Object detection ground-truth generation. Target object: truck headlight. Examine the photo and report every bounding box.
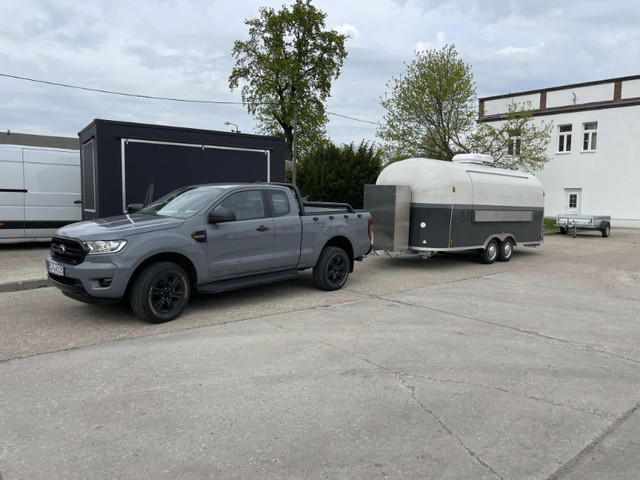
[83,240,128,255]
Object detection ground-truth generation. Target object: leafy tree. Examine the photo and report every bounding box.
[467,101,553,172]
[378,45,477,161]
[378,45,553,172]
[297,141,383,208]
[229,0,348,167]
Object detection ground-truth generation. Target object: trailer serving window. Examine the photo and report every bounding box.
[81,140,97,213]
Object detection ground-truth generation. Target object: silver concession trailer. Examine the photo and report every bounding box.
[364,154,545,263]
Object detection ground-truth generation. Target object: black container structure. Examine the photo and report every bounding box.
[78,119,286,220]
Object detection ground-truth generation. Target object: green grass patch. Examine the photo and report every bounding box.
[544,217,559,234]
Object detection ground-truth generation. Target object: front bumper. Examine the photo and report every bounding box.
[46,255,131,302]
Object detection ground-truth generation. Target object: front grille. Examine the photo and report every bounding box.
[51,236,87,265]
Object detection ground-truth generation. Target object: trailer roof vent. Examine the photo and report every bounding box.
[452,153,494,164]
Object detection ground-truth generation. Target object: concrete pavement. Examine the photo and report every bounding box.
[1,230,640,479]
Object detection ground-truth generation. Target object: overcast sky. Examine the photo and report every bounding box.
[1,0,639,146]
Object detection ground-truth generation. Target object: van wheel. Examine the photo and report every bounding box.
[497,238,514,262]
[313,246,349,291]
[480,239,498,264]
[130,261,190,323]
[601,223,610,237]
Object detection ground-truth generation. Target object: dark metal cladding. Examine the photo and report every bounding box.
[409,204,544,249]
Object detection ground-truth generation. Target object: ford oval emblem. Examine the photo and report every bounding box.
[52,244,66,254]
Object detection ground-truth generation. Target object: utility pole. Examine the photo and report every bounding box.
[292,101,298,185]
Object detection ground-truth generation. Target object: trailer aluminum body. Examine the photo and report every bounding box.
[364,155,545,263]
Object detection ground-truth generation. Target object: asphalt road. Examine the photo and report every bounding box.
[1,230,639,479]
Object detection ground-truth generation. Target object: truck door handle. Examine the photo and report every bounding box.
[256,225,271,232]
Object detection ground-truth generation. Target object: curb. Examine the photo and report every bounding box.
[0,279,51,294]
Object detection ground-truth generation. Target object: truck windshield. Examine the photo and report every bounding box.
[139,186,225,219]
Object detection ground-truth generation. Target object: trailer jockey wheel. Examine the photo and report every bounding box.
[497,238,513,262]
[480,239,498,264]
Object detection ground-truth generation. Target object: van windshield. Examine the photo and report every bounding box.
[139,186,225,219]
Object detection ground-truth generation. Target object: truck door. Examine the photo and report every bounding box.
[267,189,302,270]
[206,189,275,280]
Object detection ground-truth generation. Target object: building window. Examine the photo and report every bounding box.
[582,122,597,151]
[569,194,577,209]
[507,132,521,156]
[557,125,572,153]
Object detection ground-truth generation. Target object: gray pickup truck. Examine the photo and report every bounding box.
[47,183,373,323]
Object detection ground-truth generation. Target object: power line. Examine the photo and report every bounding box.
[0,72,244,104]
[327,111,378,125]
[1,72,379,126]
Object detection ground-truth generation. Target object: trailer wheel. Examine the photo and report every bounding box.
[130,261,190,323]
[559,227,568,235]
[497,238,514,262]
[480,239,498,264]
[601,223,611,238]
[313,246,350,291]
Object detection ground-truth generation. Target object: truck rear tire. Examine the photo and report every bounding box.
[480,239,498,264]
[313,246,349,291]
[497,238,514,262]
[130,261,190,323]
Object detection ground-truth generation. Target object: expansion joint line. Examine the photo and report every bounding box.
[266,320,504,479]
[546,400,640,480]
[383,297,640,366]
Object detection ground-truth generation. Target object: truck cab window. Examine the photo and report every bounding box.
[216,190,265,221]
[270,191,290,217]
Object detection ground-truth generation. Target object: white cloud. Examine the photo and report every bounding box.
[495,43,546,56]
[414,32,447,53]
[334,24,360,40]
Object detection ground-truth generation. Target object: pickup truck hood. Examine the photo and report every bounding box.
[55,214,184,240]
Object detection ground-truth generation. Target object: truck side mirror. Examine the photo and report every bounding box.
[209,208,236,224]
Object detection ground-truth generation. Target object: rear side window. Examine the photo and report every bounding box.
[270,191,290,217]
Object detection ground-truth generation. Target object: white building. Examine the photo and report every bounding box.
[479,75,640,228]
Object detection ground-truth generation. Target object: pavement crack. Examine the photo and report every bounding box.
[385,298,640,366]
[546,400,640,480]
[409,373,615,420]
[395,374,506,480]
[265,320,504,479]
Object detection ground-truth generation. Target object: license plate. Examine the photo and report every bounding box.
[47,260,64,277]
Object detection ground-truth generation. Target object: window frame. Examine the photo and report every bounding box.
[582,121,598,152]
[507,132,521,157]
[557,124,572,153]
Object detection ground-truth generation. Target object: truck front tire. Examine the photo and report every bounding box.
[130,261,190,323]
[313,246,350,291]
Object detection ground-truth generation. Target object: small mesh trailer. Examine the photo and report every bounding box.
[556,214,611,237]
[364,154,545,264]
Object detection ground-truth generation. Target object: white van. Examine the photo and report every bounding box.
[0,144,81,239]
